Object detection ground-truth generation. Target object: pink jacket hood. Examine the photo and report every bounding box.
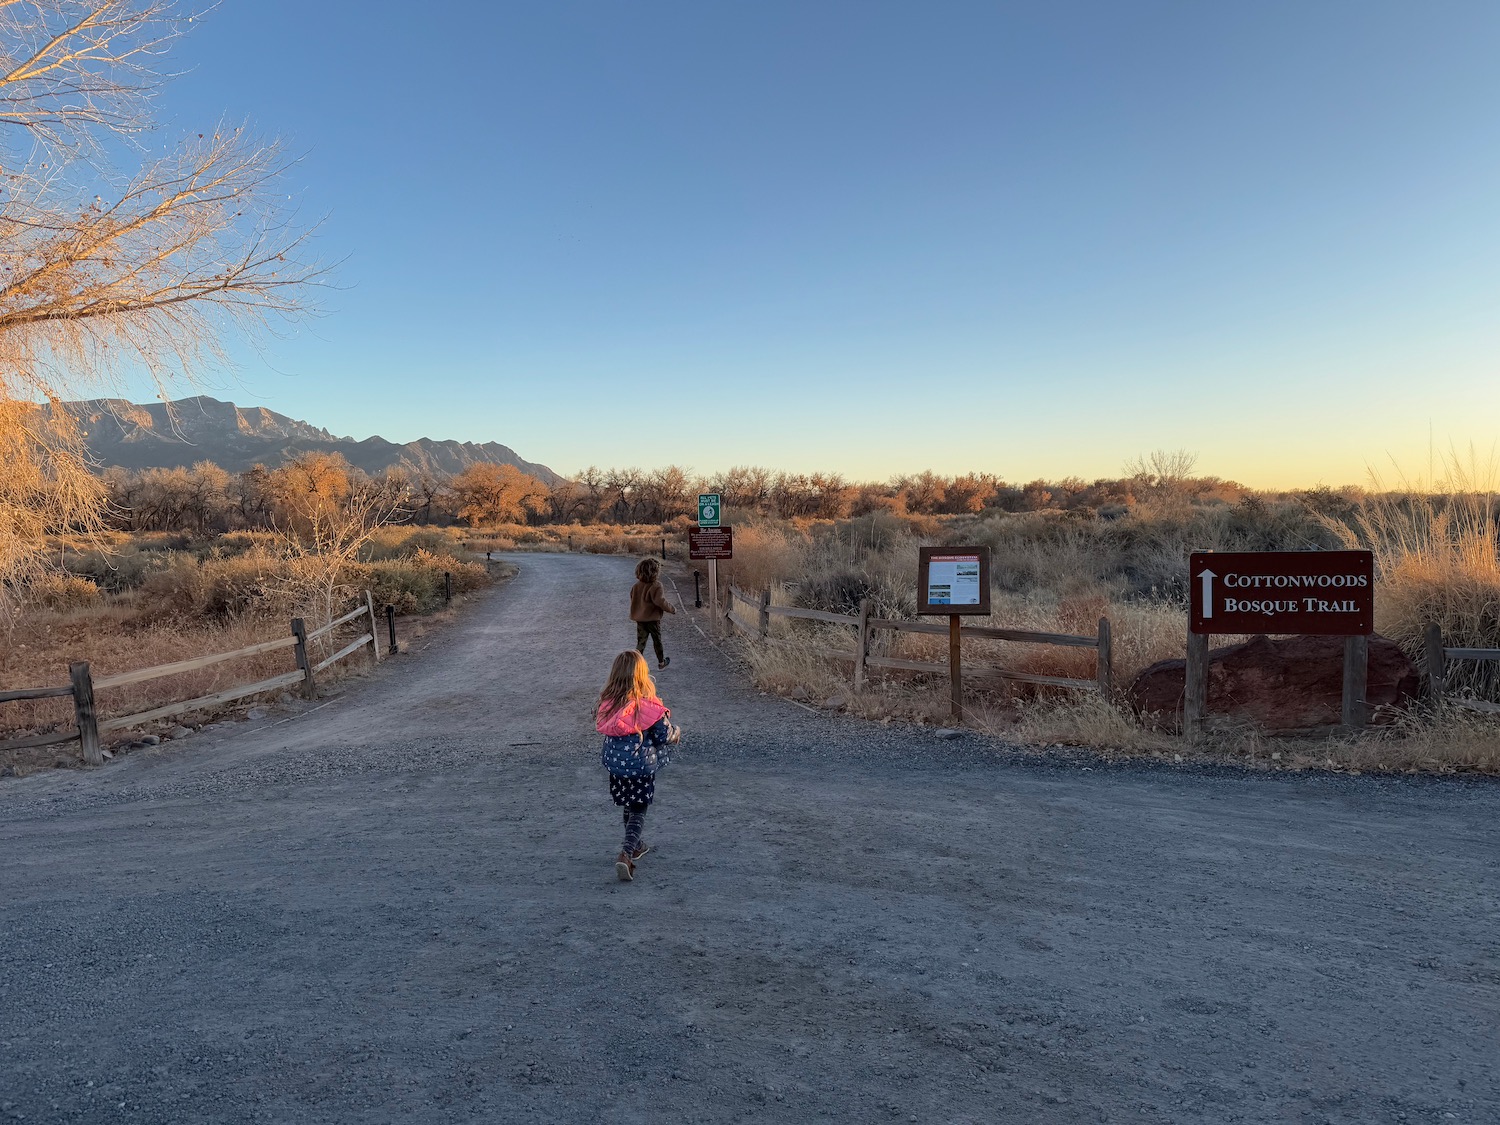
[596,696,669,736]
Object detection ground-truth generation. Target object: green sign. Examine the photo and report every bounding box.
[698,493,721,528]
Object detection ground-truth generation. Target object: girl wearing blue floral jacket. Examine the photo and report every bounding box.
[597,650,681,882]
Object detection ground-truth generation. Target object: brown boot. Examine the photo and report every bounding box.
[615,852,635,882]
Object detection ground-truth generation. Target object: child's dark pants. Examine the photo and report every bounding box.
[621,803,649,854]
[635,620,665,663]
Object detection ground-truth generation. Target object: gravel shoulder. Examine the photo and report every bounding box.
[3,552,1497,1124]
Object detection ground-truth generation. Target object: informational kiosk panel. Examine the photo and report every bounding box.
[689,526,733,561]
[1189,550,1373,636]
[917,546,991,616]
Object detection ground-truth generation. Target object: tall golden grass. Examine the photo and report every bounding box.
[1327,453,1500,699]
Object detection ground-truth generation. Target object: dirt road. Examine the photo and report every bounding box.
[3,553,1497,1124]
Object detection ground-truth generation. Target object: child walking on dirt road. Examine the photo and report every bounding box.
[597,650,681,883]
[629,557,676,670]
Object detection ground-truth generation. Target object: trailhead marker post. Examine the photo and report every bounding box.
[691,494,731,633]
[916,546,992,721]
[1186,550,1375,738]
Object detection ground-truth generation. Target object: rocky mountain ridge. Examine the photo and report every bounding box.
[52,396,560,482]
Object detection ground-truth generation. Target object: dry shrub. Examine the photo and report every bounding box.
[719,522,807,597]
[138,548,288,622]
[1327,456,1500,700]
[30,573,101,611]
[1000,695,1175,754]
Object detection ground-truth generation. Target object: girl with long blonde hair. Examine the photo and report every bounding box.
[596,650,681,882]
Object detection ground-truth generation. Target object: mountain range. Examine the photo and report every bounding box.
[51,396,560,483]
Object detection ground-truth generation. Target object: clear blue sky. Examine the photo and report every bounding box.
[129,0,1500,488]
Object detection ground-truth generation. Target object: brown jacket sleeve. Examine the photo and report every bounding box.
[652,581,676,614]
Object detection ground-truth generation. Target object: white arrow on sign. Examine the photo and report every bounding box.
[1198,568,1216,618]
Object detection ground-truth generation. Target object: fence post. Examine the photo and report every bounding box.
[444,571,452,604]
[855,597,872,692]
[1183,629,1208,741]
[1096,617,1113,698]
[291,618,317,700]
[948,616,963,721]
[1342,634,1369,729]
[365,590,381,663]
[386,604,398,656]
[69,662,102,766]
[759,588,771,637]
[1424,622,1445,705]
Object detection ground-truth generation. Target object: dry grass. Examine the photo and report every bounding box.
[724,498,1500,774]
[460,522,671,557]
[2,529,506,773]
[1325,455,1500,702]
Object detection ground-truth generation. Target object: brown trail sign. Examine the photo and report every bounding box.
[689,525,733,634]
[1190,551,1373,636]
[1184,550,1376,738]
[688,526,733,561]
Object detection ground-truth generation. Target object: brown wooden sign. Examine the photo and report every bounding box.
[689,525,733,561]
[917,545,992,616]
[1189,550,1373,636]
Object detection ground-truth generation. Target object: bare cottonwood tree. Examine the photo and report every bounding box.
[0,1,322,621]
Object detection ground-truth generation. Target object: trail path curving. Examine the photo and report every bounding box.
[3,553,1497,1123]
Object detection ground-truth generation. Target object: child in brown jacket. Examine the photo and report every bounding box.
[629,557,676,669]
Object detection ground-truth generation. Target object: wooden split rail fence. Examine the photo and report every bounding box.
[726,585,1112,698]
[1424,623,1500,715]
[0,592,388,767]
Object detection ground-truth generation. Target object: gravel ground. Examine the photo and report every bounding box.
[2,552,1497,1124]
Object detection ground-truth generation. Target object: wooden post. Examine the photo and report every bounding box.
[444,571,452,604]
[291,618,317,700]
[709,558,719,635]
[758,588,771,637]
[1183,629,1209,741]
[69,662,102,766]
[386,604,398,656]
[1096,616,1113,698]
[1424,622,1445,705]
[660,537,667,560]
[949,615,963,721]
[855,597,872,692]
[1342,634,1369,729]
[365,590,381,663]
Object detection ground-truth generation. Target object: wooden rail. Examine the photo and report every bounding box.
[1423,623,1500,715]
[93,636,298,690]
[727,585,1112,701]
[2,591,391,765]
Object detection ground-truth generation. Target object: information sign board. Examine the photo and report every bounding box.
[1189,550,1373,636]
[917,546,991,616]
[689,525,733,561]
[698,493,721,528]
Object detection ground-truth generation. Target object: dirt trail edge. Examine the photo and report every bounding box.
[3,553,1497,1124]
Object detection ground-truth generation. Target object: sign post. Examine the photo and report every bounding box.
[1187,550,1375,737]
[697,494,722,630]
[917,546,993,721]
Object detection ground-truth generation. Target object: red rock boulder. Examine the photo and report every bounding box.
[1127,633,1420,732]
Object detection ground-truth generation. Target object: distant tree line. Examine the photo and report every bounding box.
[97,453,1257,535]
